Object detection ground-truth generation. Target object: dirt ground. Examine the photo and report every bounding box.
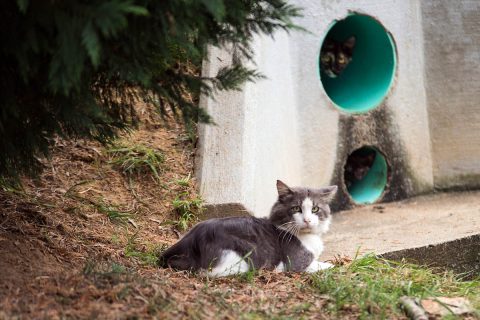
[0,104,355,319]
[2,100,478,319]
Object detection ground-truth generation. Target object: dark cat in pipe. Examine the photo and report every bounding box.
[320,36,356,78]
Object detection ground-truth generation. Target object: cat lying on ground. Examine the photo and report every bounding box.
[159,180,337,277]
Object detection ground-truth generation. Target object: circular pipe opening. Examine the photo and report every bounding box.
[319,14,397,113]
[344,146,388,204]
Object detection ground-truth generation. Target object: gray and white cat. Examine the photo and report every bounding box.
[159,180,337,277]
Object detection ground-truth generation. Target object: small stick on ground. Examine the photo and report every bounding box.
[171,228,181,239]
[399,296,428,320]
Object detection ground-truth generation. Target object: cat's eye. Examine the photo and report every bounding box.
[291,206,301,213]
[338,56,345,64]
[312,206,320,213]
[321,55,330,62]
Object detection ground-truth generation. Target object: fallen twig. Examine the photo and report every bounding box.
[399,296,428,320]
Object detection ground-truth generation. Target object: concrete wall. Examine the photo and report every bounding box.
[421,0,480,190]
[292,0,433,210]
[196,36,302,217]
[196,0,441,216]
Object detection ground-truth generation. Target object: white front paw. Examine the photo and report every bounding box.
[305,260,334,273]
[318,261,334,270]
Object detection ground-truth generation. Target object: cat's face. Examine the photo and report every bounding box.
[270,180,337,235]
[320,36,356,78]
[345,150,376,181]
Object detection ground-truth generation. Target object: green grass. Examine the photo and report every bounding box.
[82,260,133,287]
[96,201,133,224]
[310,254,480,319]
[124,233,166,266]
[182,119,198,145]
[172,192,204,231]
[236,252,257,283]
[0,177,24,194]
[107,143,165,182]
[165,174,205,231]
[64,181,135,224]
[110,233,121,245]
[75,255,479,319]
[175,173,192,187]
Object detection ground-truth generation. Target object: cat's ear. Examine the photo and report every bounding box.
[318,185,338,202]
[276,180,293,197]
[324,38,335,49]
[343,36,356,53]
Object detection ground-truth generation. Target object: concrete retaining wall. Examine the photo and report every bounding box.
[196,0,478,216]
[421,0,480,190]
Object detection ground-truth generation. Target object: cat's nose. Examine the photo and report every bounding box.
[304,218,311,225]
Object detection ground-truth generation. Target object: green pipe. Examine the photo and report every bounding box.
[319,14,397,113]
[347,147,388,204]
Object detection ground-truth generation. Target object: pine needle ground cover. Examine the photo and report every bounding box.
[0,104,478,319]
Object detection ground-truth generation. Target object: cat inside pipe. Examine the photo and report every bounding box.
[320,35,356,78]
[159,180,338,277]
[344,147,376,189]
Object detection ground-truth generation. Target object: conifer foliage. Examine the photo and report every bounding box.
[0,0,300,179]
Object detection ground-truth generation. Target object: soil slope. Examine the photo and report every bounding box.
[0,104,339,319]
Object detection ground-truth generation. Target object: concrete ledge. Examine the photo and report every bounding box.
[200,203,251,220]
[321,190,480,275]
[381,234,480,278]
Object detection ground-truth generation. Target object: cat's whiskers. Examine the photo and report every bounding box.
[281,225,294,243]
[277,221,295,232]
[290,224,300,243]
[287,225,295,242]
[290,224,299,242]
[282,222,300,244]
[278,221,295,229]
[278,222,296,243]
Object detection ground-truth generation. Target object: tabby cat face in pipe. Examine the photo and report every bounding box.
[320,36,356,78]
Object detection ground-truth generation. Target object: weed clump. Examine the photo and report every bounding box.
[107,144,165,182]
[96,201,133,224]
[171,175,204,231]
[124,233,166,266]
[82,260,133,287]
[172,194,203,231]
[310,254,480,318]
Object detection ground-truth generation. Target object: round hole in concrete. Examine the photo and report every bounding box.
[319,14,397,113]
[344,146,388,204]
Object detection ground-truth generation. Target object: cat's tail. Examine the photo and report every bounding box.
[158,224,205,270]
[158,219,222,271]
[158,240,193,270]
[158,245,173,268]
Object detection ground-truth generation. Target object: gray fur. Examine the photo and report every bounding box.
[159,180,337,273]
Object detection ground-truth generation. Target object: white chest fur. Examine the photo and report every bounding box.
[297,233,324,259]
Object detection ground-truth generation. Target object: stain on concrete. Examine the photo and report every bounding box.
[329,105,415,211]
